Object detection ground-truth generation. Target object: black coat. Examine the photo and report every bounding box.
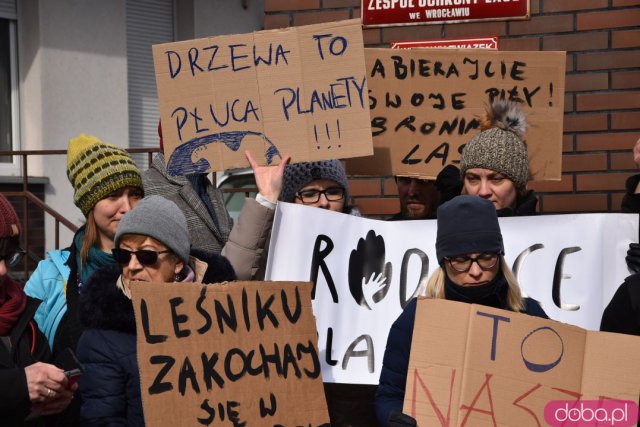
[601,273,640,336]
[76,250,236,427]
[621,174,640,213]
[0,295,52,427]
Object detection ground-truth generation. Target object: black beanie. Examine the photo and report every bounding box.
[435,195,504,264]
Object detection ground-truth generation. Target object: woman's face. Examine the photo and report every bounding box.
[118,235,183,287]
[463,168,518,210]
[443,252,500,287]
[92,186,143,250]
[293,179,345,212]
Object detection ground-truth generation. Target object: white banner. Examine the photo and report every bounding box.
[265,202,638,385]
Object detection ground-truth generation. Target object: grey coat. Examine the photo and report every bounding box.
[142,153,233,253]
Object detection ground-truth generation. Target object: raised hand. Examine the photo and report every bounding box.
[245,150,291,203]
[348,230,392,309]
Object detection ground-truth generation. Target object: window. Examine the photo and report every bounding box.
[0,17,19,171]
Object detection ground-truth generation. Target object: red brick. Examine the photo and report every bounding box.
[264,14,290,29]
[576,172,630,191]
[528,175,574,192]
[612,71,640,89]
[563,135,575,153]
[265,0,319,12]
[363,28,382,45]
[565,72,608,92]
[577,51,640,71]
[383,178,398,196]
[611,152,636,170]
[348,178,383,197]
[542,0,608,12]
[444,21,507,38]
[611,192,625,211]
[355,197,399,215]
[543,32,608,52]
[564,93,574,113]
[500,37,540,51]
[612,111,640,130]
[509,15,573,36]
[543,194,608,212]
[566,53,575,72]
[613,0,640,5]
[323,0,359,7]
[576,91,640,111]
[293,10,350,25]
[563,113,608,132]
[577,9,640,30]
[563,153,608,172]
[352,7,360,18]
[612,29,640,49]
[381,25,443,44]
[577,132,640,150]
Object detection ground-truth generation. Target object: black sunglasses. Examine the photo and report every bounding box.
[0,249,25,268]
[111,248,172,266]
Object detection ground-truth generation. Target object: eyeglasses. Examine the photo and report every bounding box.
[296,187,345,204]
[0,249,25,268]
[112,248,172,266]
[445,253,499,272]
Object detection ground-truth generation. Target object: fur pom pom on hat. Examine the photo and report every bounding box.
[460,100,529,189]
[280,160,349,204]
[0,194,20,238]
[67,134,143,216]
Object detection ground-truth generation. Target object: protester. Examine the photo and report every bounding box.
[0,194,74,426]
[600,273,640,336]
[621,137,640,213]
[76,195,236,426]
[143,122,233,253]
[460,100,538,216]
[25,134,144,356]
[375,196,548,426]
[389,165,462,221]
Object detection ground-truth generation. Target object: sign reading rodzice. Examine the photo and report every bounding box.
[153,19,372,175]
[347,49,566,179]
[362,0,530,27]
[131,281,330,426]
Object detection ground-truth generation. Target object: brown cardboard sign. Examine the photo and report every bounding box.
[405,299,640,426]
[153,19,373,175]
[131,281,330,426]
[347,49,566,180]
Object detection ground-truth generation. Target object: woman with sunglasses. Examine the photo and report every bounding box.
[375,196,548,427]
[0,195,75,426]
[75,195,235,426]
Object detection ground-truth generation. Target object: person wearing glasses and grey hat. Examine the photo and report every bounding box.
[75,195,236,426]
[375,195,548,427]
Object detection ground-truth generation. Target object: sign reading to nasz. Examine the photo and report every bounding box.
[153,19,372,175]
[131,281,330,426]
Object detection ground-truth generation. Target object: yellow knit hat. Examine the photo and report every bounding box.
[66,134,143,216]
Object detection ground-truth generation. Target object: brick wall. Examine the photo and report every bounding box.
[264,0,640,218]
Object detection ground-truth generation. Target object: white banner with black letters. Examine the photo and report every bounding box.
[265,202,638,385]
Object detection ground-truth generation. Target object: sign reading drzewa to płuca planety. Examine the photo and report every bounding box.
[131,281,330,426]
[153,19,372,175]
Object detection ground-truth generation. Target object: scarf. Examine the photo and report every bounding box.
[187,174,220,230]
[444,272,509,310]
[74,227,116,288]
[0,276,27,335]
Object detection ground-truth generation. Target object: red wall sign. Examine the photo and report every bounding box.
[362,0,530,27]
[391,36,499,49]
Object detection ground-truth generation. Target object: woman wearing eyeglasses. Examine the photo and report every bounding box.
[75,196,236,426]
[0,195,75,426]
[375,196,548,427]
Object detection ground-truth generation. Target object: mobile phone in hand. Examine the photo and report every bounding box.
[64,367,83,387]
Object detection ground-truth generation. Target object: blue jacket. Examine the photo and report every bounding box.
[77,250,236,427]
[374,284,547,426]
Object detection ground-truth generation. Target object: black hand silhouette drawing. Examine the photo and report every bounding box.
[348,230,392,309]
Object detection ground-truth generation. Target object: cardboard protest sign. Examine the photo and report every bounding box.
[347,49,565,180]
[405,299,640,426]
[131,281,329,426]
[152,19,372,175]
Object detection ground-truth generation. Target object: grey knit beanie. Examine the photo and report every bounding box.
[280,160,350,204]
[114,195,190,264]
[460,101,529,189]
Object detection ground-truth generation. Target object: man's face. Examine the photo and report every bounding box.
[396,177,439,219]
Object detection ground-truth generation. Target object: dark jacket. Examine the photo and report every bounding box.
[374,277,547,426]
[600,273,640,336]
[0,294,52,427]
[496,189,538,217]
[621,174,640,213]
[76,250,236,427]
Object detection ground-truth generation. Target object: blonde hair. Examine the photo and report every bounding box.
[423,256,525,312]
